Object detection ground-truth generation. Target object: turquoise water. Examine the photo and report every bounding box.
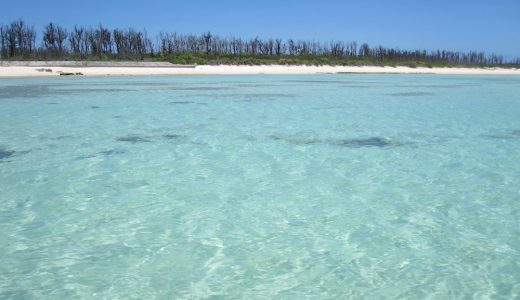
[1,74,519,299]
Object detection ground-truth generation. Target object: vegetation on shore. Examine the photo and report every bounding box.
[1,20,518,68]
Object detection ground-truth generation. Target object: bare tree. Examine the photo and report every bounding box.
[202,32,212,54]
[43,23,67,57]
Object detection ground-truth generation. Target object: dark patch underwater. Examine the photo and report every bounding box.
[163,134,185,140]
[116,135,152,143]
[387,92,435,97]
[481,129,520,140]
[99,149,125,156]
[0,147,16,159]
[334,137,391,147]
[170,101,195,104]
[270,135,394,148]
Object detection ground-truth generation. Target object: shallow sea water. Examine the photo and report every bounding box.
[0,74,519,299]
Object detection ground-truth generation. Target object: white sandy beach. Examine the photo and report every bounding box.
[0,62,519,77]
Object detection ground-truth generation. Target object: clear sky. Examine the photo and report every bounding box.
[2,0,519,58]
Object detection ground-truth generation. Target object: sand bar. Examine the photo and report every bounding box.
[0,61,519,77]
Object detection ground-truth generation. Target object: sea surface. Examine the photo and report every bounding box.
[1,74,519,299]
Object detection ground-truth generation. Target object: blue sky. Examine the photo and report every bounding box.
[2,0,519,57]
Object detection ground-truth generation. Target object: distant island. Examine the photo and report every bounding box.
[1,20,519,69]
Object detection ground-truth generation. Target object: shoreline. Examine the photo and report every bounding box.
[0,62,519,77]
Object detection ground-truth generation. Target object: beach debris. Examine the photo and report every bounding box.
[59,72,84,76]
[35,68,52,72]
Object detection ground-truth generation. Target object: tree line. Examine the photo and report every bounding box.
[1,19,518,66]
